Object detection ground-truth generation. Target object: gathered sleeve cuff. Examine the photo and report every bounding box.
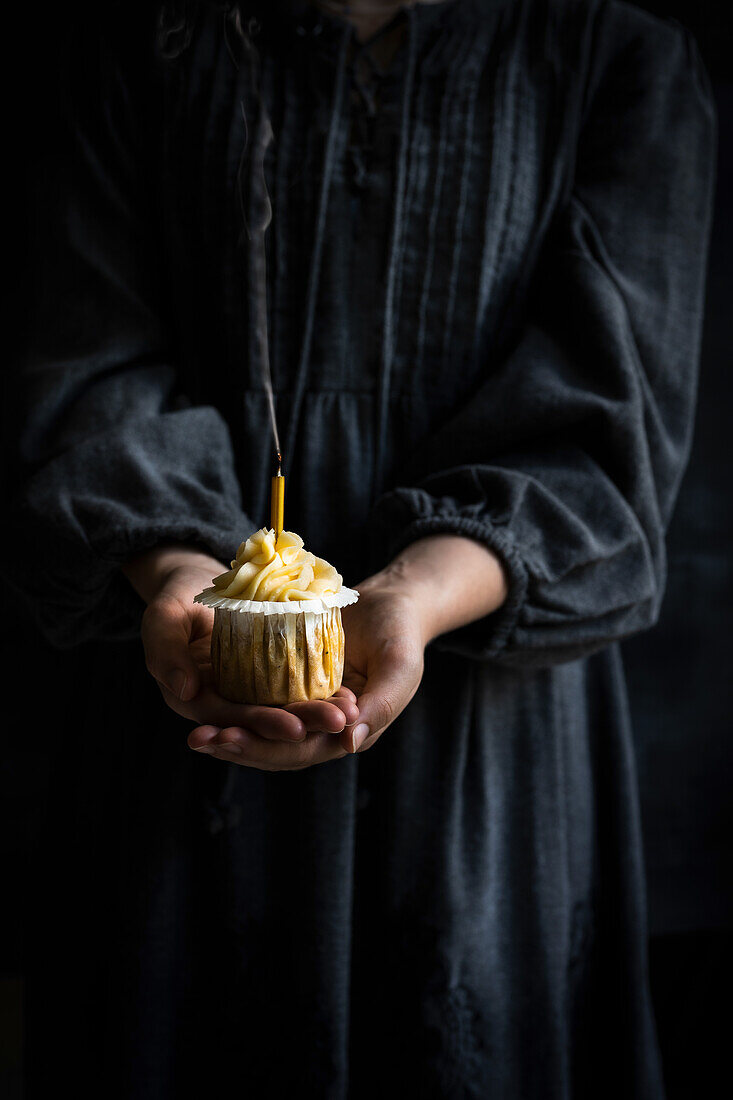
[8,404,253,646]
[370,486,529,660]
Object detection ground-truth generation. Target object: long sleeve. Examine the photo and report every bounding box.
[369,4,716,668]
[5,19,252,647]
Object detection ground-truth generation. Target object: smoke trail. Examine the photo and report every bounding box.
[229,12,282,467]
[243,102,281,463]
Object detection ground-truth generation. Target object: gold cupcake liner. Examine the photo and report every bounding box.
[211,605,345,705]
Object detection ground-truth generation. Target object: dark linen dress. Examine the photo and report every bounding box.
[10,1,715,1097]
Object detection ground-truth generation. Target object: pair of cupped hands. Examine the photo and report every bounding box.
[122,535,507,771]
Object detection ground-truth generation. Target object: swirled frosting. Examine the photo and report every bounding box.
[210,528,343,602]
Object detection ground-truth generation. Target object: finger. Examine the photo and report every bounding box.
[188,725,256,762]
[142,595,201,701]
[284,699,349,733]
[193,687,356,733]
[187,725,259,758]
[327,695,359,727]
[211,726,257,759]
[228,705,307,742]
[189,726,348,772]
[221,728,348,771]
[164,686,307,742]
[188,724,221,751]
[332,685,358,705]
[340,642,422,754]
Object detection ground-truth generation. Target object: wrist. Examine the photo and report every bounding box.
[121,544,223,605]
[376,534,508,644]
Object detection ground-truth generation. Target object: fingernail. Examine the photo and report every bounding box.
[193,745,215,755]
[351,723,370,753]
[171,670,187,699]
[217,741,243,756]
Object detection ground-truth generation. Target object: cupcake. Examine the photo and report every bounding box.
[194,528,358,705]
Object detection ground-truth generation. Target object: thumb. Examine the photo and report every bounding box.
[141,594,201,702]
[342,641,422,754]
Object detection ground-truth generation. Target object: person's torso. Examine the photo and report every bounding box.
[151,0,597,574]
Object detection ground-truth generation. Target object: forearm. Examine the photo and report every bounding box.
[370,535,508,646]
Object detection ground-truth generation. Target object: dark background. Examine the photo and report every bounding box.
[2,2,731,1096]
[620,6,733,1096]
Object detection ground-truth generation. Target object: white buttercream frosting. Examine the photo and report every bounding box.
[194,528,359,615]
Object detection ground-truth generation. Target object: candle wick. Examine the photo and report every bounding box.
[276,450,282,477]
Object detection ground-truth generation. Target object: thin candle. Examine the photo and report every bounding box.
[270,452,284,540]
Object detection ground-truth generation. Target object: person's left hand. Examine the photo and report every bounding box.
[336,577,427,754]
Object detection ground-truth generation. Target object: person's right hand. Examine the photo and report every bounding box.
[122,545,359,769]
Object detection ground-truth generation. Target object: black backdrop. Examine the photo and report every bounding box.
[2,3,731,1097]
[619,4,733,1094]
